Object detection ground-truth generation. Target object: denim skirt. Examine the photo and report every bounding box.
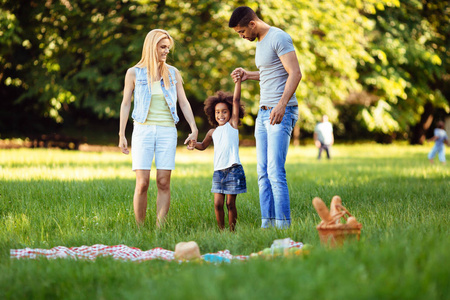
[211,164,247,195]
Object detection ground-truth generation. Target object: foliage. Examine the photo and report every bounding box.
[0,145,449,299]
[358,0,450,136]
[259,0,384,131]
[1,0,142,122]
[0,0,449,141]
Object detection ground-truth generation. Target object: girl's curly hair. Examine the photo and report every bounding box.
[204,91,245,127]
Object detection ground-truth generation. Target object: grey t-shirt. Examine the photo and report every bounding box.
[255,27,297,107]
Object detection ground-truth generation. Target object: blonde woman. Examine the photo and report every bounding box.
[119,29,198,227]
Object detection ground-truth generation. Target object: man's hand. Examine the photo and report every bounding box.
[269,103,286,125]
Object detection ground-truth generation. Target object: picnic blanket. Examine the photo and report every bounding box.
[10,238,304,263]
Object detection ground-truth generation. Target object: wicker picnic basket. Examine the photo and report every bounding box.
[313,196,362,247]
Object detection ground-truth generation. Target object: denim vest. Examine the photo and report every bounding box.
[131,67,179,124]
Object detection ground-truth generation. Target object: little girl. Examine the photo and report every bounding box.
[427,121,448,164]
[189,76,246,231]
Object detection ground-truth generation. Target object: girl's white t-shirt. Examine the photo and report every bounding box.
[212,122,241,171]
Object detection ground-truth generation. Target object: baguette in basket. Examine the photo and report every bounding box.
[313,196,362,247]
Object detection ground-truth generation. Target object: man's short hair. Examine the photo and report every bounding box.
[228,6,258,28]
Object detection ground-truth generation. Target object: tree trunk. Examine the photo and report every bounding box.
[410,102,434,145]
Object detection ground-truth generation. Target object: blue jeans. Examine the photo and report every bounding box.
[255,106,298,229]
[428,143,446,162]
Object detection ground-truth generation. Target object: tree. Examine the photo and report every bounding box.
[1,0,448,144]
[0,0,257,136]
[357,0,449,143]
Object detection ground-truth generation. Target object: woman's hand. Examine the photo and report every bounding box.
[118,135,129,154]
[184,132,198,151]
[186,143,195,150]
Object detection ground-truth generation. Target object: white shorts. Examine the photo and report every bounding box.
[131,123,177,171]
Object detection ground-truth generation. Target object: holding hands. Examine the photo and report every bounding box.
[231,68,247,83]
[184,131,198,150]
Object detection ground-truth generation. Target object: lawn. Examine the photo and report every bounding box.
[0,144,449,299]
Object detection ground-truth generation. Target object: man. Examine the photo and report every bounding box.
[314,115,334,160]
[229,6,302,229]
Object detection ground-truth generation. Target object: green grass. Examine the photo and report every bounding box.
[0,144,449,299]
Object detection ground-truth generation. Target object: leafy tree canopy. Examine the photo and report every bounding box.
[1,0,448,143]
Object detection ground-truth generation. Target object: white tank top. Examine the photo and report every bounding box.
[212,122,241,171]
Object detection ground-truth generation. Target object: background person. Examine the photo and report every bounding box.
[118,29,198,227]
[427,121,448,164]
[229,6,302,229]
[314,115,334,160]
[189,75,246,231]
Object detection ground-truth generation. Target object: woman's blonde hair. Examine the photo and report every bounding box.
[135,29,175,88]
